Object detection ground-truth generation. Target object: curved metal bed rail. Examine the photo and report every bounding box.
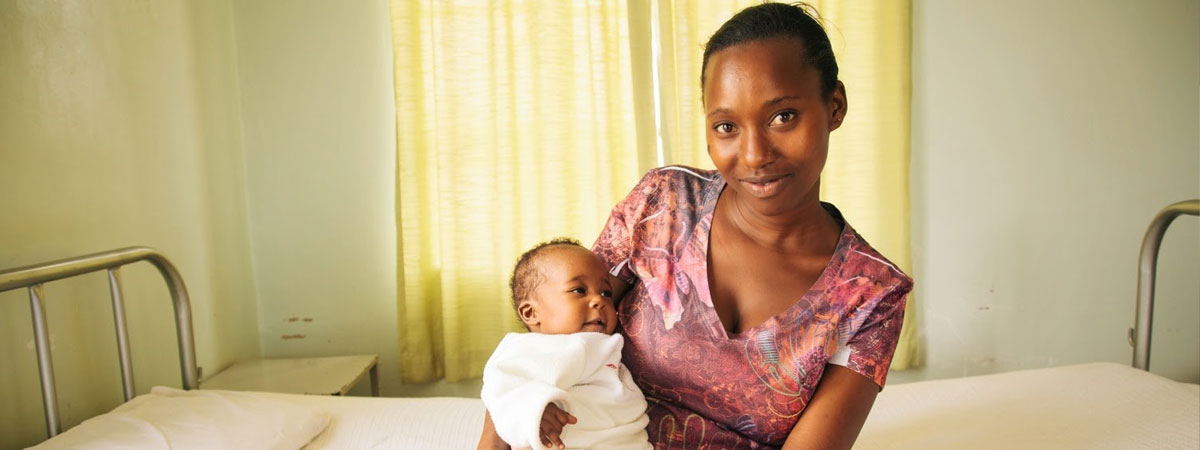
[0,247,198,438]
[1130,199,1199,370]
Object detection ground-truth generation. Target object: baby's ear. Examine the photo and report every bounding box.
[517,300,539,327]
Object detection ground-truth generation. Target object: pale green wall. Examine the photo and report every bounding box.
[898,0,1200,384]
[0,1,260,448]
[230,0,402,394]
[4,2,1197,448]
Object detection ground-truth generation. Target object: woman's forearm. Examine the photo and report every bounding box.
[780,365,878,450]
[477,411,511,450]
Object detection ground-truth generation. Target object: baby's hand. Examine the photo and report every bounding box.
[538,403,577,449]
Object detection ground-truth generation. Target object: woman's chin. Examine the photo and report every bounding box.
[731,190,813,218]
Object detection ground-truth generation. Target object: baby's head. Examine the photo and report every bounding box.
[509,238,617,335]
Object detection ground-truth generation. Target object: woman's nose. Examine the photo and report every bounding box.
[740,129,775,168]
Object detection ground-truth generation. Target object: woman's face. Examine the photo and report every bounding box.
[703,38,846,216]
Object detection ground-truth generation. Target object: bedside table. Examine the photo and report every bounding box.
[200,354,380,396]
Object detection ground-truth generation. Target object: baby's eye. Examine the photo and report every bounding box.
[600,290,613,298]
[570,287,586,295]
[769,111,797,126]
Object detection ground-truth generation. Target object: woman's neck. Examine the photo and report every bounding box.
[719,187,840,255]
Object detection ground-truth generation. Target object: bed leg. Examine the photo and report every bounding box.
[369,362,380,397]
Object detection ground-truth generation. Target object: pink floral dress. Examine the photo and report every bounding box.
[593,166,913,449]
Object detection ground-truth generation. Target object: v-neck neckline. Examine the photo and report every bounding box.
[696,173,850,341]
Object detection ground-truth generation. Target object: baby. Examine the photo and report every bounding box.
[481,238,651,450]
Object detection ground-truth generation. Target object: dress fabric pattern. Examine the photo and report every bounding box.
[593,166,913,449]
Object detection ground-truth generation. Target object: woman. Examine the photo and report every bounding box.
[480,3,911,449]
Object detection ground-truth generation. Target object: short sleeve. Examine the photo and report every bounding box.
[592,172,655,285]
[828,284,911,388]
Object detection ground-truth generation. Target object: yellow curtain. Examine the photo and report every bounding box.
[390,0,643,382]
[391,0,915,382]
[649,0,917,369]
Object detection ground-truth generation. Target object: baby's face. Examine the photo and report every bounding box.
[527,246,618,335]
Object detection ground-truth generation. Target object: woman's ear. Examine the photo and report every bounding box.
[829,80,848,131]
[517,300,539,328]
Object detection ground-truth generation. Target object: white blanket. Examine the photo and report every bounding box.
[481,332,651,450]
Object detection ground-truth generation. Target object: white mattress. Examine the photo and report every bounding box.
[32,387,487,450]
[274,394,485,449]
[32,362,1197,449]
[287,362,1196,449]
[857,362,1200,449]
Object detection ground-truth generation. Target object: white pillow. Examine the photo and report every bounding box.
[30,386,330,450]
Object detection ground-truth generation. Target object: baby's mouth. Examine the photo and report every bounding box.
[582,319,606,331]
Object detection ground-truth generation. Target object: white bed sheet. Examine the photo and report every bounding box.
[32,363,1196,449]
[260,393,486,449]
[857,362,1200,449]
[282,362,1196,450]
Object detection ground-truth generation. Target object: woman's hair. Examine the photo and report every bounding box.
[701,2,839,99]
[509,237,585,317]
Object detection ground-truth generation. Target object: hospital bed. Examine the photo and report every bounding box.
[2,200,1196,449]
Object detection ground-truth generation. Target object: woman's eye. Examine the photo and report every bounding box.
[769,111,796,126]
[713,122,735,134]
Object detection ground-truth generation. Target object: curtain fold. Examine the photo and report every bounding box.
[391,0,641,382]
[391,0,915,382]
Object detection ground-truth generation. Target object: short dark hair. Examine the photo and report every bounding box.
[509,237,585,329]
[701,2,839,99]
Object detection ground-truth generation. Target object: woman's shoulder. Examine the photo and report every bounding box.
[645,165,719,181]
[621,165,720,210]
[633,165,719,192]
[836,222,914,295]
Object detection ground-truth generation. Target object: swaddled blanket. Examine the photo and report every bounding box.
[481,332,651,450]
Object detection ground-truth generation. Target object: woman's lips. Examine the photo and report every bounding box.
[740,174,791,197]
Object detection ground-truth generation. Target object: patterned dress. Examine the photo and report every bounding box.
[592,166,913,449]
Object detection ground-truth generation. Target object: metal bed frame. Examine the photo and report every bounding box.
[0,200,1195,441]
[1130,199,1199,370]
[0,247,198,438]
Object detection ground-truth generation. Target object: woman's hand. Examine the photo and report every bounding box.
[781,365,879,450]
[538,403,578,449]
[477,411,511,450]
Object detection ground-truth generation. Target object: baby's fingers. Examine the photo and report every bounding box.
[541,429,565,449]
[539,421,563,448]
[539,403,575,449]
[545,403,577,426]
[551,410,577,426]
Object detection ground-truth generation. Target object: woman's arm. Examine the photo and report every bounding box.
[780,365,879,450]
[477,411,511,450]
